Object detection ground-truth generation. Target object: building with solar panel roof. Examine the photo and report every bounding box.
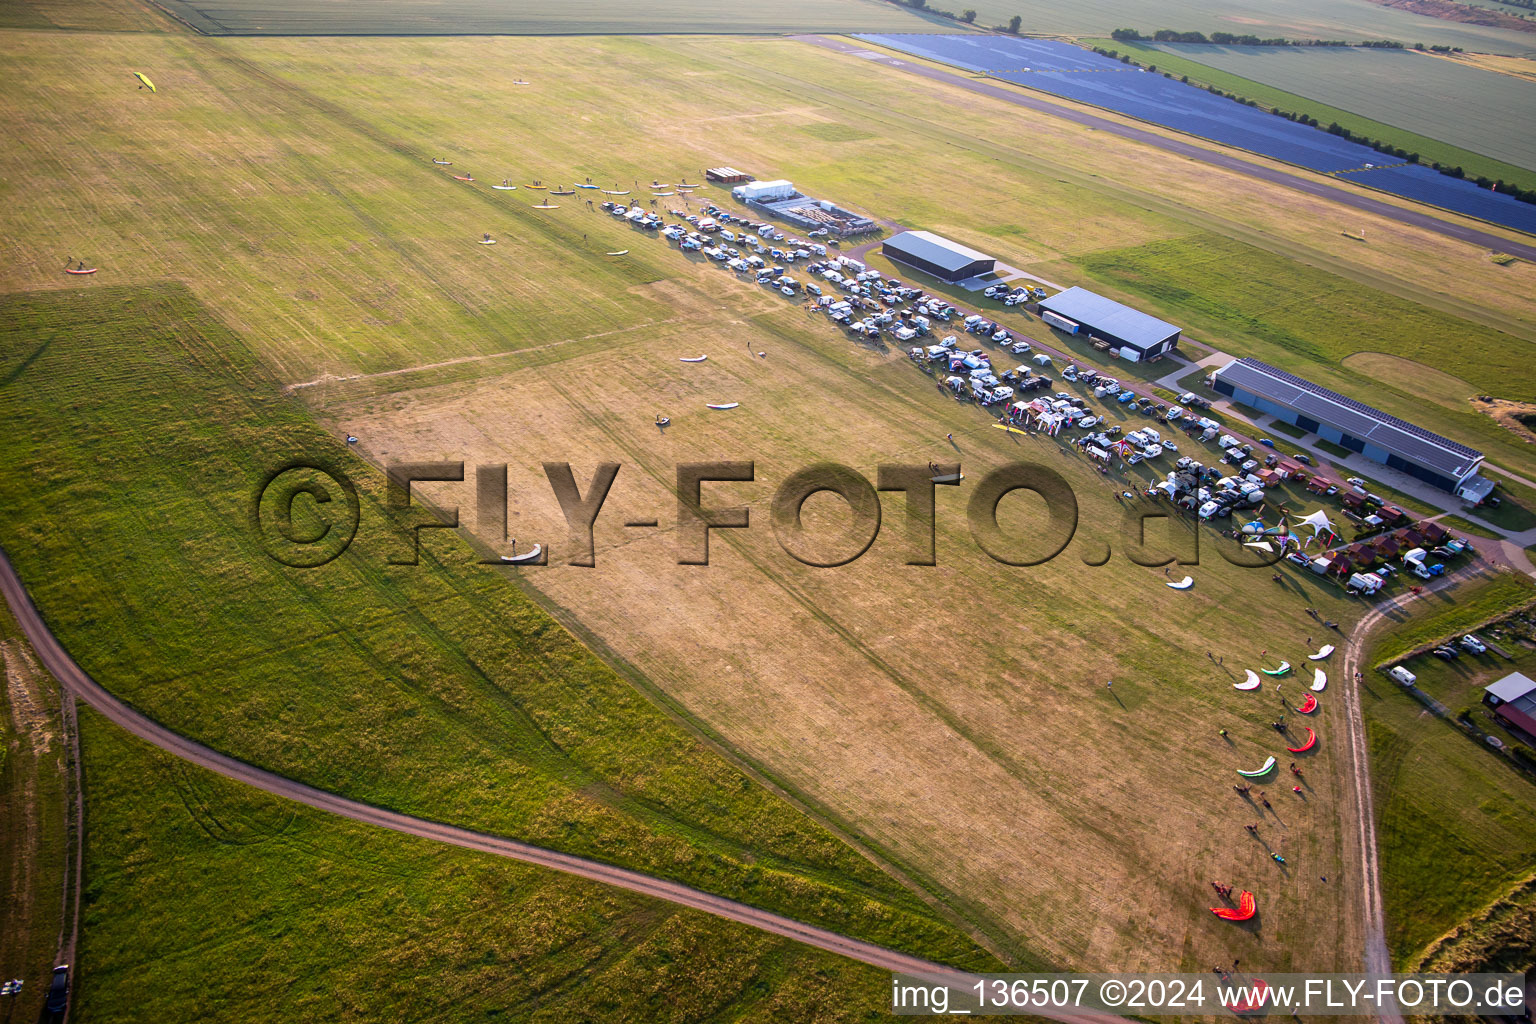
[1211,357,1485,494]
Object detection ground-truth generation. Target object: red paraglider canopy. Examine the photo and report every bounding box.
[1297,694,1318,714]
[1210,890,1256,921]
[1287,727,1317,753]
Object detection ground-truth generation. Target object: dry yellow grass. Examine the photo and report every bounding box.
[324,304,1368,969]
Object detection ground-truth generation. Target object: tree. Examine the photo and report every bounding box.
[1007,14,1021,32]
[961,8,976,21]
[909,0,926,8]
[1111,27,1141,40]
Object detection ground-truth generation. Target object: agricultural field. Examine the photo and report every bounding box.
[956,0,1536,55]
[1085,39,1536,193]
[146,0,948,36]
[1134,44,1536,179]
[3,6,1536,1017]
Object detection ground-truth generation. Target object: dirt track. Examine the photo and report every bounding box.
[798,36,1536,262]
[0,544,1136,1023]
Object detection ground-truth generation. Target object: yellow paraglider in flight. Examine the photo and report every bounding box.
[133,72,156,93]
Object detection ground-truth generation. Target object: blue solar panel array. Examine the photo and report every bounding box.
[990,68,1374,173]
[1335,163,1536,234]
[853,33,1536,236]
[855,32,1128,73]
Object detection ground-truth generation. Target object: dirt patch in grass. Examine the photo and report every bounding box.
[1473,396,1536,446]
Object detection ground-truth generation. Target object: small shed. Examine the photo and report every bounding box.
[1484,672,1536,739]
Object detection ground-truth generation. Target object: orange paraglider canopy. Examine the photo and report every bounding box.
[1210,890,1256,921]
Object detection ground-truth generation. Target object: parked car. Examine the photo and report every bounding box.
[1292,453,1314,466]
[1285,552,1310,569]
[1257,438,1275,448]
[1461,634,1488,654]
[46,965,69,1015]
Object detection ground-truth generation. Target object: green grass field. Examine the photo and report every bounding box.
[1361,583,1536,964]
[1067,232,1536,477]
[70,706,926,1023]
[1084,41,1536,191]
[1480,473,1536,533]
[0,284,992,974]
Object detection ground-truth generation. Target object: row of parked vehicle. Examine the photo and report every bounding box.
[982,282,1047,305]
[1389,633,1489,684]
[1431,633,1489,661]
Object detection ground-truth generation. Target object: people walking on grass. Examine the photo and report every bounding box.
[1245,823,1258,834]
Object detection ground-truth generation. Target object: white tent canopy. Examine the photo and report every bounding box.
[1296,509,1335,537]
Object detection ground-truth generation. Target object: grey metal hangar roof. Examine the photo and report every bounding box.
[1215,357,1484,479]
[1037,286,1180,352]
[1486,671,1536,705]
[882,230,995,276]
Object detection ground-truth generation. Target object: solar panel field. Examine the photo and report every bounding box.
[856,34,1536,234]
[1136,44,1536,177]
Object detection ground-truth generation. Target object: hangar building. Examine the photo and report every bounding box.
[1036,287,1181,361]
[1211,357,1485,493]
[881,230,996,283]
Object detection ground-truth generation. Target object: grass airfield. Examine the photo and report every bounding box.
[2,7,1535,1016]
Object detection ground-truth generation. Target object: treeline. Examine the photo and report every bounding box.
[1092,45,1536,206]
[885,0,1025,32]
[886,0,979,25]
[1110,27,1409,47]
